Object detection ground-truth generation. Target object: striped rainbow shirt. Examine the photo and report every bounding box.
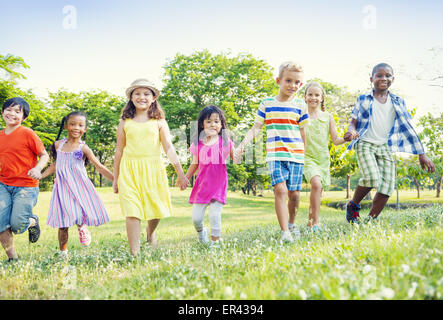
[255,96,309,163]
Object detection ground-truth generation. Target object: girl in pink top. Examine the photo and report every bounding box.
[184,106,234,247]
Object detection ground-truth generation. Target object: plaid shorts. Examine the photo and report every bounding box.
[268,161,304,191]
[355,140,395,196]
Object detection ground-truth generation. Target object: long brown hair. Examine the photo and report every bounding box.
[121,88,165,120]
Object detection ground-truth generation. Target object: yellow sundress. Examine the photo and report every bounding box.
[118,119,172,220]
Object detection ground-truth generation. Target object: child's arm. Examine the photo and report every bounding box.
[329,114,346,145]
[300,126,306,145]
[28,149,50,180]
[234,122,263,163]
[158,119,189,190]
[113,120,126,193]
[83,145,114,181]
[343,118,359,141]
[185,154,199,181]
[40,162,56,180]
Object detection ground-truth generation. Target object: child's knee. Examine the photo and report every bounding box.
[274,183,288,197]
[9,215,29,234]
[192,216,204,230]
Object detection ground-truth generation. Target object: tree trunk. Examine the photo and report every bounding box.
[413,177,420,198]
[437,176,441,198]
[346,175,351,199]
[100,173,103,188]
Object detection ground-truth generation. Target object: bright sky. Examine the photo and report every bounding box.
[1,0,442,119]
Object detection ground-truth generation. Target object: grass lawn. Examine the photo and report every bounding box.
[0,188,441,300]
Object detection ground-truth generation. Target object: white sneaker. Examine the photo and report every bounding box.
[197,227,209,244]
[289,224,301,239]
[59,250,68,258]
[281,231,294,243]
[210,239,221,249]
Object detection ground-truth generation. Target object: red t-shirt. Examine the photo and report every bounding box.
[0,126,45,187]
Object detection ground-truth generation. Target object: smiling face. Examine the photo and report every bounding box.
[305,85,324,110]
[371,66,394,92]
[65,114,87,139]
[203,112,222,138]
[2,104,25,127]
[131,87,156,111]
[276,70,304,100]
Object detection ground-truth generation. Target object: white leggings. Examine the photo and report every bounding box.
[192,201,223,238]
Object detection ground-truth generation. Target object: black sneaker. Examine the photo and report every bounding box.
[28,214,41,243]
[346,201,361,224]
[7,257,19,263]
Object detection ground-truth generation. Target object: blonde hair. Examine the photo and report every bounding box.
[278,61,303,78]
[304,82,326,112]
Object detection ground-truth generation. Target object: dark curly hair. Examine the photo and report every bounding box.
[51,111,89,165]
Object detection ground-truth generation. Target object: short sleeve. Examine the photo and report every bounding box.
[254,100,266,125]
[298,102,309,128]
[28,129,45,156]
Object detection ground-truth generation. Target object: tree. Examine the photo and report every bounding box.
[160,50,276,132]
[0,54,30,81]
[417,112,443,197]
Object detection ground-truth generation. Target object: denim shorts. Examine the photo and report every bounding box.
[268,161,304,191]
[0,182,39,234]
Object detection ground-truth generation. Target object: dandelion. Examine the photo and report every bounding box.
[407,282,418,298]
[379,287,395,299]
[224,286,233,297]
[401,264,410,273]
[363,265,374,273]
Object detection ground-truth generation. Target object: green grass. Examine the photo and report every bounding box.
[0,188,442,300]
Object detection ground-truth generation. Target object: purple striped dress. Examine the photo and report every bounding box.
[46,139,110,228]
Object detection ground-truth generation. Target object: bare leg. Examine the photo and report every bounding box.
[126,217,141,255]
[274,182,289,231]
[287,190,300,225]
[308,176,322,227]
[147,219,160,248]
[369,192,390,218]
[352,185,372,205]
[0,229,17,259]
[58,228,69,251]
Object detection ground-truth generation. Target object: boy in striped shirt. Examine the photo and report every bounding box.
[235,61,309,243]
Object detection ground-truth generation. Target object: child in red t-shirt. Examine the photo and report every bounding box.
[0,97,49,262]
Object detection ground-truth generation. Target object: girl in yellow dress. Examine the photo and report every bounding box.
[113,79,189,255]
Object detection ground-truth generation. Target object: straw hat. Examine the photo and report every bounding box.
[125,78,160,99]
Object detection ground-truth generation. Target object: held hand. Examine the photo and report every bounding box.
[28,167,42,180]
[112,180,119,194]
[419,154,435,173]
[176,175,189,190]
[344,130,359,141]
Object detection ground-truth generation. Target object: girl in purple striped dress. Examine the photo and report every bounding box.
[41,111,113,256]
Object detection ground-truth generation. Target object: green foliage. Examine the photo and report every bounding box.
[0,53,30,81]
[160,50,276,131]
